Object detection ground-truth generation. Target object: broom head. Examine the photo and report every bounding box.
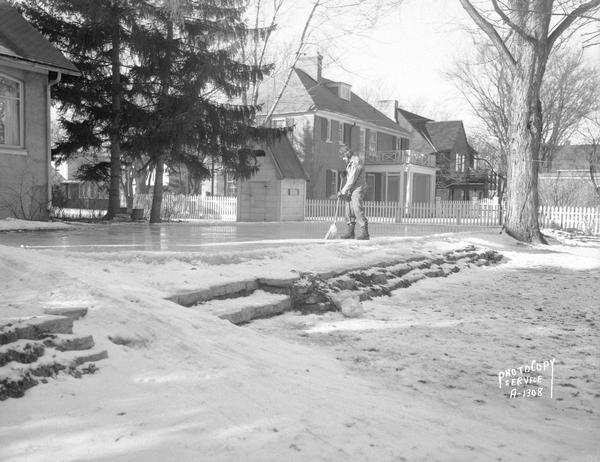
[324,222,338,240]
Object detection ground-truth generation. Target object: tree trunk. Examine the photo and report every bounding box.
[150,156,164,223]
[149,20,173,224]
[504,73,546,242]
[503,0,550,243]
[106,3,122,220]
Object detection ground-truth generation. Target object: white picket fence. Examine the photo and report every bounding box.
[305,200,501,226]
[133,194,237,221]
[56,193,599,234]
[539,205,600,235]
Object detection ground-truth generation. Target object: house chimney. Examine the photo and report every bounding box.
[296,53,322,82]
[376,100,398,122]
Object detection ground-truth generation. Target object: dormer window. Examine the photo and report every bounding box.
[339,83,351,101]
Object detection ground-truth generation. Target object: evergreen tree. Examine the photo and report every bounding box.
[129,1,278,222]
[18,0,144,219]
[22,0,281,223]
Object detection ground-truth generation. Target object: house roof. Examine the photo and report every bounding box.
[267,135,307,180]
[294,69,402,132]
[425,121,465,152]
[0,1,79,75]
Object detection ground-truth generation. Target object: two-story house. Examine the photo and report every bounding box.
[266,55,437,206]
[377,101,498,201]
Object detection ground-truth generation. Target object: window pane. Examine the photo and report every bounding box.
[0,97,20,145]
[0,76,19,98]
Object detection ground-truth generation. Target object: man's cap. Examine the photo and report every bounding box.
[339,145,352,157]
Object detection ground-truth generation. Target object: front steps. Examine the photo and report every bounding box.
[0,312,107,401]
[183,245,503,326]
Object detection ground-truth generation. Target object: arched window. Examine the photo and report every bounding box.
[0,73,23,147]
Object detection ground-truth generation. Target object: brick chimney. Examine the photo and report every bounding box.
[296,53,322,82]
[376,100,398,122]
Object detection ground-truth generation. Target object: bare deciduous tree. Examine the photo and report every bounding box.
[458,0,600,243]
[451,43,600,175]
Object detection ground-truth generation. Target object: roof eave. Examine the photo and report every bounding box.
[0,53,80,76]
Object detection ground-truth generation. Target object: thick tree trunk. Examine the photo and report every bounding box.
[150,156,164,223]
[504,73,546,243]
[503,0,550,243]
[106,4,122,220]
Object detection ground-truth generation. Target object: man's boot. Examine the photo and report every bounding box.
[355,223,370,240]
[340,223,355,239]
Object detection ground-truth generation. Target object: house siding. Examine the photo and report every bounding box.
[280,178,305,220]
[237,150,306,221]
[0,66,49,220]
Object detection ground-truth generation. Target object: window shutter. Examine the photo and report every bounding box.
[343,123,352,147]
[325,170,333,197]
[320,117,328,142]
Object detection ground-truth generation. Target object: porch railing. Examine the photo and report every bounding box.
[365,150,436,167]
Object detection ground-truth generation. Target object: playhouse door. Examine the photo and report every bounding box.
[249,181,268,221]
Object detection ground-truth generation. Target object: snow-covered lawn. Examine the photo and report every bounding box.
[0,217,75,232]
[0,220,598,461]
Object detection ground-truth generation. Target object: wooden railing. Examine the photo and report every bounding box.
[365,150,436,167]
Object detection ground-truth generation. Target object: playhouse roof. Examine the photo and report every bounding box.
[267,136,307,180]
[0,1,79,75]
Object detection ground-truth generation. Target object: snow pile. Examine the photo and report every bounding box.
[0,218,74,232]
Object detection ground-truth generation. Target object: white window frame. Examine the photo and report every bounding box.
[359,127,365,158]
[338,120,343,145]
[0,73,25,153]
[272,118,287,128]
[339,84,351,101]
[369,131,377,156]
[455,153,465,172]
[323,118,332,142]
[326,169,339,198]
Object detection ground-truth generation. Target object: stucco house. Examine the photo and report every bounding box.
[377,101,498,201]
[0,0,79,220]
[266,54,437,206]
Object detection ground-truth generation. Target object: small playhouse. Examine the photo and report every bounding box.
[237,136,307,222]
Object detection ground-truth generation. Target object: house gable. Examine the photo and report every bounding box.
[395,108,435,154]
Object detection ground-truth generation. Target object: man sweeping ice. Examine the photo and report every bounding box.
[337,145,369,240]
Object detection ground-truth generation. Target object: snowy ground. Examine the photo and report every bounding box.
[0,219,599,461]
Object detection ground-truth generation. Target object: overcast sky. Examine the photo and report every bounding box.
[268,0,600,133]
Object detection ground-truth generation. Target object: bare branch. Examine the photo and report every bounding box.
[265,0,321,122]
[458,0,517,70]
[548,0,600,49]
[490,0,537,43]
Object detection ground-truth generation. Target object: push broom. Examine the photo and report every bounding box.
[324,197,340,240]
